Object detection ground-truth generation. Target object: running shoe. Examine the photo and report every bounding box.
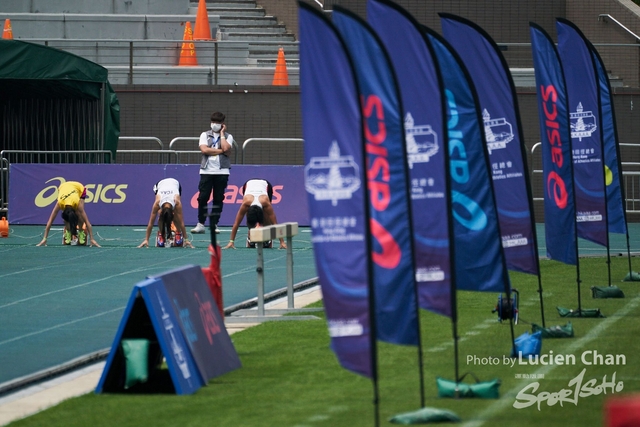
[156,232,165,247]
[191,223,206,234]
[63,230,71,245]
[78,230,86,245]
[174,232,183,247]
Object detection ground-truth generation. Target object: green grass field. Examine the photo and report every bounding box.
[8,256,640,427]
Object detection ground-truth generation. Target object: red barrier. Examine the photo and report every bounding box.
[605,394,640,427]
[202,243,224,319]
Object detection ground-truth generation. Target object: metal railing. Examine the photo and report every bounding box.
[0,158,8,214]
[0,150,113,164]
[169,137,240,164]
[174,150,203,165]
[598,14,640,43]
[168,137,198,151]
[25,39,300,85]
[242,138,304,164]
[169,137,200,159]
[115,150,178,164]
[118,136,164,150]
[530,142,640,213]
[115,136,166,163]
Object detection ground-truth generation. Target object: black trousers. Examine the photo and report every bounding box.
[196,174,229,225]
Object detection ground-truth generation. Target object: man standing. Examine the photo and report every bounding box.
[192,111,233,234]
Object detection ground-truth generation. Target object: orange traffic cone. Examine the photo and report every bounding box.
[193,0,212,41]
[0,217,9,237]
[272,47,289,86]
[179,21,198,66]
[2,19,13,40]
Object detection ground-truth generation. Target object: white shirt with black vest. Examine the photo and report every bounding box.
[198,130,233,175]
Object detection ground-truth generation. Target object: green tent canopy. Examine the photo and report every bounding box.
[0,39,120,157]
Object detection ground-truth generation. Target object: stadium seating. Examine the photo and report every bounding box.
[0,0,299,85]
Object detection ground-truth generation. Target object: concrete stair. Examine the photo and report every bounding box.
[0,0,627,87]
[191,0,299,68]
[1,0,298,84]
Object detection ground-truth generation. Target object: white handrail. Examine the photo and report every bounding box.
[598,14,640,43]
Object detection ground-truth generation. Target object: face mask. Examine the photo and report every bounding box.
[211,123,222,132]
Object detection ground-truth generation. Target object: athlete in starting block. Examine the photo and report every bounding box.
[138,178,193,248]
[36,181,101,247]
[223,178,286,249]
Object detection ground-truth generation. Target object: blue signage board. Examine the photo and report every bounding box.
[152,266,241,381]
[96,265,240,395]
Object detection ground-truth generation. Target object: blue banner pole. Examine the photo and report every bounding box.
[299,3,379,424]
[366,0,456,387]
[427,21,515,359]
[591,43,628,285]
[332,5,425,406]
[530,22,583,313]
[439,13,544,327]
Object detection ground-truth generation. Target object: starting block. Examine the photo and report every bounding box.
[226,222,321,323]
[157,223,183,248]
[62,224,87,246]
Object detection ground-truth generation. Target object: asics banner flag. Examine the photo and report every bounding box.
[556,18,608,246]
[426,27,511,294]
[299,3,372,377]
[440,14,539,276]
[367,0,452,317]
[530,23,578,265]
[333,7,419,346]
[591,45,626,235]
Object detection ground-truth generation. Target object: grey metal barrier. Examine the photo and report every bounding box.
[623,171,640,213]
[0,150,113,164]
[170,137,239,164]
[619,143,640,214]
[0,158,8,214]
[530,142,543,203]
[26,39,300,86]
[174,151,204,165]
[115,150,178,164]
[118,136,164,150]
[241,138,304,165]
